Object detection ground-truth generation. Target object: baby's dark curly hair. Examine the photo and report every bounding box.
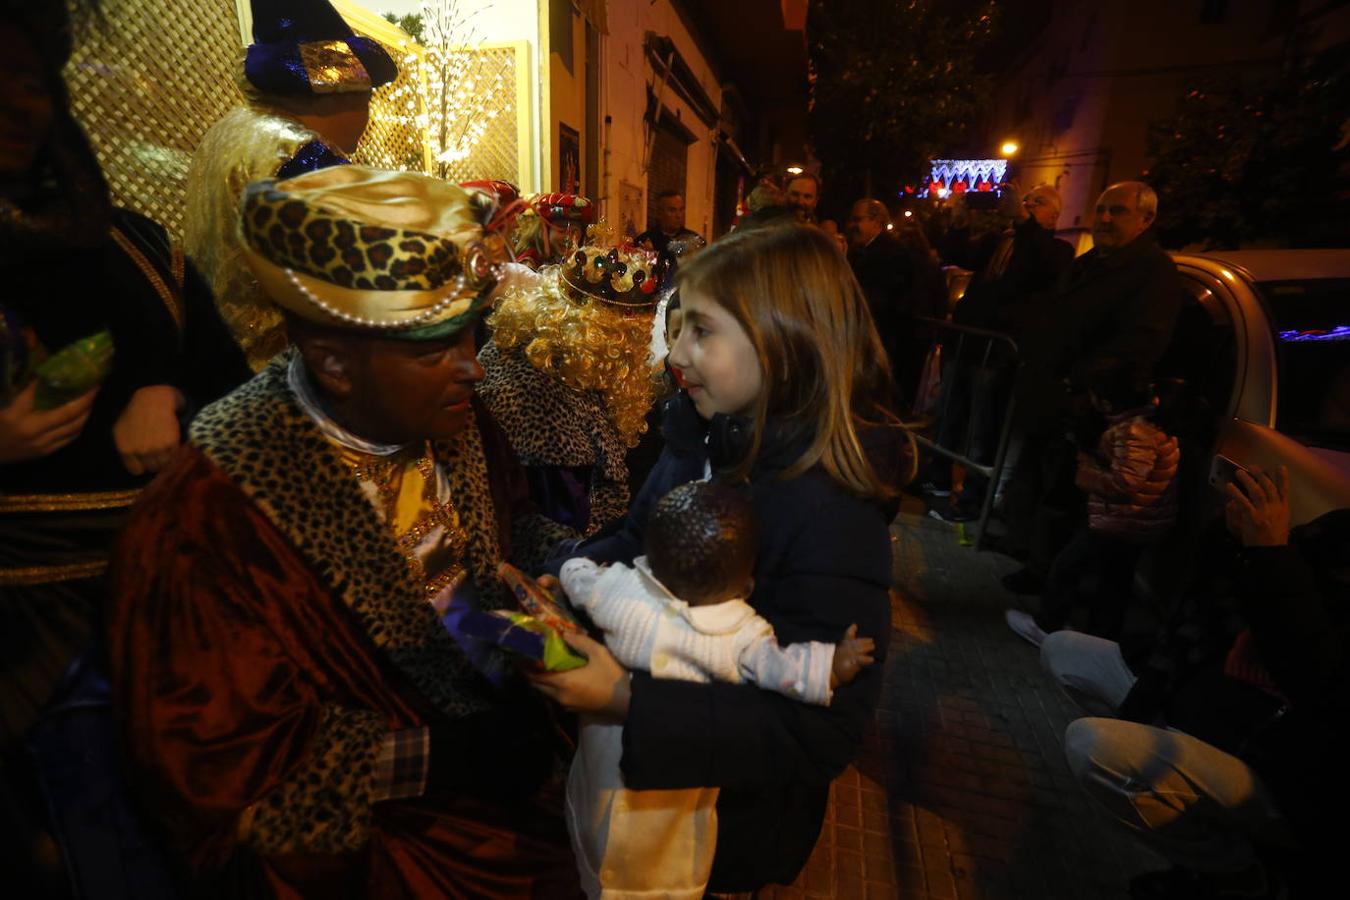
[644,481,758,606]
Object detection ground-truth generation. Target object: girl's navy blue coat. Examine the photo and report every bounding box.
[569,392,903,891]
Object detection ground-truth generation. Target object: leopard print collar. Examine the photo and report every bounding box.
[189,352,512,718]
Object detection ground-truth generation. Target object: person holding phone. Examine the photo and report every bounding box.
[1039,464,1349,898]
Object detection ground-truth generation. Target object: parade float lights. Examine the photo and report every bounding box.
[922,158,1008,199]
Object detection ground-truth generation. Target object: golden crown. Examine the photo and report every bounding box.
[560,245,671,310]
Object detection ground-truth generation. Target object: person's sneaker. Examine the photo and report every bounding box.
[1004,609,1048,647]
[999,567,1044,595]
[918,480,951,498]
[927,501,978,523]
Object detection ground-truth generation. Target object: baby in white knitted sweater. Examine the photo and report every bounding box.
[557,481,875,899]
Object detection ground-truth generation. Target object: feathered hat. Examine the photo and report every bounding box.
[244,0,398,96]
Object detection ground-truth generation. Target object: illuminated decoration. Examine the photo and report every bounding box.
[923,159,1008,198]
[1278,325,1350,342]
[785,165,804,175]
[368,2,512,178]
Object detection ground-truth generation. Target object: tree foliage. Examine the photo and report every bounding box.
[807,0,999,215]
[382,11,425,42]
[1144,53,1350,250]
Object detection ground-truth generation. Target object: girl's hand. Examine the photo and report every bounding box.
[113,385,184,475]
[1224,465,1291,547]
[528,631,631,723]
[0,381,98,463]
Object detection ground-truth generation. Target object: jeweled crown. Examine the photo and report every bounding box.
[560,245,671,310]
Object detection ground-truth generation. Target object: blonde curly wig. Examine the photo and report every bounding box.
[488,267,658,447]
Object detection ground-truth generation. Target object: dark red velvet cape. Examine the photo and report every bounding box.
[107,446,577,898]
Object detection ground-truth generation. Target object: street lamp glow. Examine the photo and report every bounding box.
[785,165,804,175]
[1000,140,1020,157]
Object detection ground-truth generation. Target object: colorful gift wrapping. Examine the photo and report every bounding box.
[496,562,583,635]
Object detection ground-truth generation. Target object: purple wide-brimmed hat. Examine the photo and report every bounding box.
[244,0,398,96]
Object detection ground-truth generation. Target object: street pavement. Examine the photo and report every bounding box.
[761,497,1162,899]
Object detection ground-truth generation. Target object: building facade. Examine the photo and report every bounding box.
[984,0,1350,251]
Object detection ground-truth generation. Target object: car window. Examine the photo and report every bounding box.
[1260,279,1350,452]
[1161,276,1236,420]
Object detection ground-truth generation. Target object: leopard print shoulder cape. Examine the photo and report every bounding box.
[189,351,512,721]
[477,341,630,533]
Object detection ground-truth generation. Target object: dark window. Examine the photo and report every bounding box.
[1200,0,1229,24]
[1080,9,1098,50]
[646,117,689,230]
[1158,278,1237,424]
[1260,280,1350,451]
[550,0,574,73]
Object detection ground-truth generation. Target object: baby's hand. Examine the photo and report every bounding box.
[536,573,567,603]
[830,624,876,689]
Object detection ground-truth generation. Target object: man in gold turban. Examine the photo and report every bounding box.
[107,166,579,897]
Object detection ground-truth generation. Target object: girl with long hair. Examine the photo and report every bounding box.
[532,224,913,894]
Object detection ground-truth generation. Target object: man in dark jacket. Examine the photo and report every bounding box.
[635,190,700,254]
[1000,181,1182,589]
[847,199,922,407]
[926,183,1074,521]
[1042,467,1347,899]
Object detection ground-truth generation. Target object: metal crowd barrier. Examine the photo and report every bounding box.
[912,316,1020,550]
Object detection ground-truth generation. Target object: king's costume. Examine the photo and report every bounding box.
[108,167,579,897]
[477,243,666,535]
[183,0,398,371]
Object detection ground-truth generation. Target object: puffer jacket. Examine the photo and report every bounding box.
[1075,410,1179,541]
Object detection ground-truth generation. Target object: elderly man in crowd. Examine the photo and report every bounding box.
[926,181,1075,522]
[1000,181,1181,594]
[636,189,700,254]
[106,166,578,897]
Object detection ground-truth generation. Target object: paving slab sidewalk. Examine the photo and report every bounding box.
[761,500,1162,899]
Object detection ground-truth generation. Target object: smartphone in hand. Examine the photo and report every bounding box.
[1209,453,1249,488]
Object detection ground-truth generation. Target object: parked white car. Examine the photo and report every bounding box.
[1170,249,1350,526]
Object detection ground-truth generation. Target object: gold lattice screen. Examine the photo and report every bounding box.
[62,1,529,239]
[63,0,242,238]
[354,41,528,188]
